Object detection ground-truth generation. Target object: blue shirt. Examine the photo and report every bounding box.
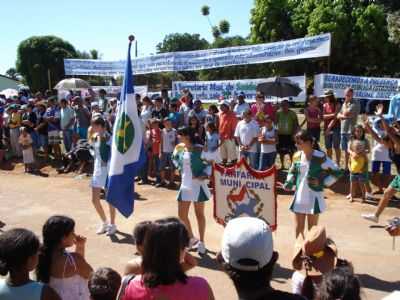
[44,106,60,131]
[206,132,219,152]
[0,279,44,300]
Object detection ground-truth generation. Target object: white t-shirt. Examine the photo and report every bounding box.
[260,127,277,154]
[162,128,177,153]
[234,119,259,153]
[234,102,250,118]
[291,271,305,295]
[372,128,391,162]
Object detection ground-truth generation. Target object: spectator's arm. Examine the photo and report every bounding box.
[72,253,93,279]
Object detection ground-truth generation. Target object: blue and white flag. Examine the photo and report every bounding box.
[106,41,146,218]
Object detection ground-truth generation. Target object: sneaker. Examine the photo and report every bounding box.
[197,241,206,255]
[96,223,109,235]
[106,224,117,236]
[362,213,379,223]
[365,193,375,201]
[189,238,199,250]
[346,194,352,199]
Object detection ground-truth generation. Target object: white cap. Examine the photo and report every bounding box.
[221,217,273,271]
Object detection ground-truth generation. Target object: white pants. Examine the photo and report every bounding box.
[10,128,22,157]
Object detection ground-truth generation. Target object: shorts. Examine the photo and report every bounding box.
[48,131,61,145]
[307,128,321,142]
[219,139,237,162]
[160,152,174,169]
[340,133,351,151]
[350,172,368,182]
[389,174,400,191]
[372,161,391,175]
[91,167,108,188]
[325,127,341,149]
[277,135,296,155]
[38,134,48,148]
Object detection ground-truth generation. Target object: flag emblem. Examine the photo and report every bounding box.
[115,112,134,154]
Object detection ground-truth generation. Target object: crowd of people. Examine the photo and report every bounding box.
[1,85,400,300]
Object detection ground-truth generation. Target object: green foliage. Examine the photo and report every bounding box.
[219,20,230,34]
[16,36,77,92]
[201,5,210,16]
[156,33,209,53]
[212,26,221,39]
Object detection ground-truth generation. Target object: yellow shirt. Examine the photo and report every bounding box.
[349,155,366,173]
[9,112,21,129]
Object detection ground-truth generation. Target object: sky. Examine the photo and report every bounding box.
[0,0,253,75]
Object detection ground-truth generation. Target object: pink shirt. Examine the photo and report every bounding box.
[122,275,210,300]
[250,102,276,123]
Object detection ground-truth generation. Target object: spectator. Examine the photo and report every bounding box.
[291,226,338,300]
[205,104,219,128]
[323,90,341,166]
[89,268,121,300]
[159,118,177,187]
[36,215,93,300]
[233,92,250,119]
[259,115,278,170]
[168,101,182,128]
[0,228,61,300]
[188,100,207,125]
[21,103,38,151]
[44,98,62,160]
[250,91,276,123]
[179,92,193,126]
[122,217,214,300]
[202,122,222,172]
[338,88,360,172]
[234,109,260,169]
[8,104,22,157]
[73,97,91,140]
[60,99,75,152]
[305,95,322,143]
[151,97,168,122]
[140,96,153,129]
[19,127,35,173]
[218,217,304,300]
[276,100,299,169]
[188,115,205,145]
[149,119,162,185]
[35,102,49,158]
[98,89,109,113]
[218,101,238,165]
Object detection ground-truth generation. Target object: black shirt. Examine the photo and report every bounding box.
[22,112,37,133]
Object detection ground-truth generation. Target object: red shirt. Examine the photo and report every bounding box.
[306,106,322,129]
[219,110,238,140]
[323,102,340,129]
[250,102,276,123]
[150,128,161,155]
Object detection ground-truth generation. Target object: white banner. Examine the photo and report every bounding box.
[64,34,331,76]
[92,85,148,97]
[172,76,306,103]
[314,73,400,100]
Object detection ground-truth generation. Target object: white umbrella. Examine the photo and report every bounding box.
[54,78,91,90]
[0,88,18,98]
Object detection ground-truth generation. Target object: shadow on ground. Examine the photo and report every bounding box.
[358,273,400,293]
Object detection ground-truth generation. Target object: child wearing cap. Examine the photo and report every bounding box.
[159,118,177,187]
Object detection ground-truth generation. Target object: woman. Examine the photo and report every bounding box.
[122,218,214,300]
[172,127,211,255]
[250,91,276,124]
[281,130,342,237]
[140,97,153,129]
[323,90,341,166]
[188,115,205,145]
[36,215,93,300]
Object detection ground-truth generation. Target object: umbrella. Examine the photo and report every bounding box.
[0,88,18,99]
[54,78,91,90]
[256,77,302,98]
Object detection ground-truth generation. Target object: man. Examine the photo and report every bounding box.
[73,96,91,139]
[337,87,360,172]
[44,97,62,160]
[98,89,108,113]
[219,101,238,165]
[188,99,208,124]
[234,110,260,169]
[21,104,38,151]
[218,217,305,300]
[233,92,250,119]
[60,99,75,152]
[151,96,168,121]
[276,99,299,169]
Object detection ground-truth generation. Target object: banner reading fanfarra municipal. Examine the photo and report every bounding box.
[64,34,331,76]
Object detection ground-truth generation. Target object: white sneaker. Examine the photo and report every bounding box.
[362,213,379,223]
[346,194,352,199]
[96,223,109,235]
[189,238,199,250]
[106,224,117,236]
[197,241,206,255]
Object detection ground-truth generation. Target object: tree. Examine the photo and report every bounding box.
[5,68,19,80]
[156,33,209,53]
[219,20,230,34]
[201,5,230,39]
[16,36,77,92]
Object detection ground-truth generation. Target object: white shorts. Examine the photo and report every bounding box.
[91,166,108,188]
[219,139,237,162]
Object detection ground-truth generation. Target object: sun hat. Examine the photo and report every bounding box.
[221,217,273,271]
[292,226,337,276]
[323,89,335,97]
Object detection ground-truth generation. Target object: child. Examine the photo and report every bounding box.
[36,215,93,300]
[19,126,35,172]
[0,228,61,300]
[304,95,322,142]
[159,118,177,188]
[150,119,162,185]
[205,104,219,128]
[258,115,278,170]
[168,103,182,129]
[347,125,373,202]
[89,268,121,300]
[201,122,221,176]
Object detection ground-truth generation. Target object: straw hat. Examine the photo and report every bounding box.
[323,89,335,97]
[292,226,337,276]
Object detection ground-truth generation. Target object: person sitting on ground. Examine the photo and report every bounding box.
[36,215,93,300]
[88,268,121,300]
[121,217,214,300]
[218,217,305,300]
[0,228,61,300]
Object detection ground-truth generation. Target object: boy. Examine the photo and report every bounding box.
[89,268,121,300]
[159,118,177,187]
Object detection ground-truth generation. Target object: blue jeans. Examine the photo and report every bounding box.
[139,151,149,182]
[259,152,276,170]
[62,129,74,152]
[30,131,39,150]
[76,127,88,140]
[152,154,161,183]
[240,151,259,169]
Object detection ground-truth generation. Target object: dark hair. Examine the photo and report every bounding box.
[295,130,320,150]
[189,115,200,128]
[326,94,337,105]
[36,215,75,283]
[209,104,219,114]
[88,267,121,300]
[318,267,361,300]
[351,125,365,141]
[206,122,218,134]
[178,126,196,145]
[133,221,152,246]
[170,103,178,109]
[92,117,106,128]
[141,217,189,288]
[0,228,40,276]
[142,96,152,104]
[99,89,107,95]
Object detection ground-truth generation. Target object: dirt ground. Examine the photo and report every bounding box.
[0,163,399,300]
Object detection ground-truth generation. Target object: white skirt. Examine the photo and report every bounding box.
[91,165,108,188]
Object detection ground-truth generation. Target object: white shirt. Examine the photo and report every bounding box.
[140,106,153,127]
[234,119,259,153]
[234,102,250,118]
[260,127,277,154]
[162,128,177,153]
[291,271,305,295]
[372,128,391,162]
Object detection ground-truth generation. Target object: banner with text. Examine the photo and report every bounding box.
[314,73,400,100]
[172,76,306,103]
[64,34,331,76]
[213,159,277,230]
[92,85,148,97]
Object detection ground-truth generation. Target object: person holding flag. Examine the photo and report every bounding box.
[105,36,146,221]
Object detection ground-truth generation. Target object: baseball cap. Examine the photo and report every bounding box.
[221,217,273,271]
